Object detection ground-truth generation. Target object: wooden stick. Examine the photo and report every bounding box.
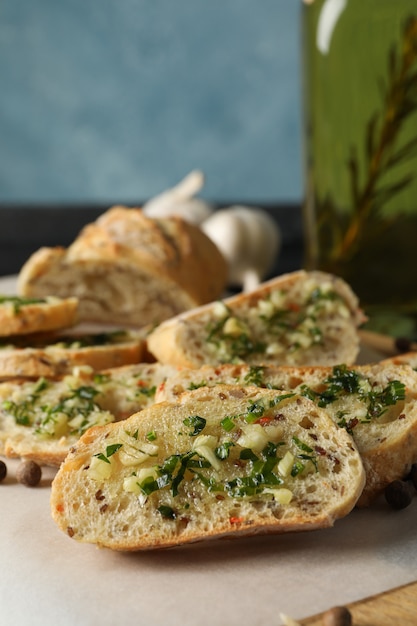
[359,329,417,357]
[299,579,417,626]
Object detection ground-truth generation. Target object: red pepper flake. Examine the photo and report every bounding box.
[256,416,273,425]
[399,413,406,420]
[229,516,244,524]
[288,302,300,312]
[136,379,146,387]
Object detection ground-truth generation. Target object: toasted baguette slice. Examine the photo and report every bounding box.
[0,295,78,336]
[147,270,365,368]
[156,361,417,506]
[0,362,177,466]
[17,206,227,327]
[0,329,148,379]
[380,351,417,370]
[50,385,365,551]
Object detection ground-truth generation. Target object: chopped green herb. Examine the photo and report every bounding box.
[291,460,306,477]
[187,380,208,391]
[0,295,47,314]
[72,386,99,401]
[125,428,139,440]
[243,366,266,387]
[215,441,235,460]
[94,453,111,464]
[2,399,31,426]
[183,415,206,436]
[171,452,196,496]
[105,443,123,457]
[135,384,156,398]
[221,416,235,432]
[239,448,259,462]
[244,401,266,423]
[93,373,111,385]
[205,311,266,362]
[93,443,123,464]
[366,380,406,419]
[158,505,176,520]
[2,377,115,438]
[292,436,313,453]
[269,393,296,407]
[300,365,406,429]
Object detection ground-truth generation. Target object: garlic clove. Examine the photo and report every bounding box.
[201,206,281,290]
[142,170,213,224]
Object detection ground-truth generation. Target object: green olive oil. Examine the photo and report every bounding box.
[301,0,417,337]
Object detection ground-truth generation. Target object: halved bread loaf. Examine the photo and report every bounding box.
[0,362,177,466]
[50,385,365,550]
[156,361,417,506]
[0,295,78,336]
[0,329,147,379]
[147,270,365,368]
[17,206,228,327]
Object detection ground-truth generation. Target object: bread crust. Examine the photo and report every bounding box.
[17,207,228,327]
[156,361,417,505]
[0,296,78,336]
[50,385,365,550]
[147,270,365,368]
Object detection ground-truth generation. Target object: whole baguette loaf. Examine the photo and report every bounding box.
[0,329,146,379]
[0,362,176,465]
[147,270,365,368]
[156,361,417,506]
[0,295,78,336]
[50,385,365,550]
[17,206,228,327]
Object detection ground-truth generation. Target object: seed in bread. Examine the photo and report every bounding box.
[156,361,417,506]
[147,270,365,368]
[0,295,78,336]
[50,385,365,550]
[0,362,177,466]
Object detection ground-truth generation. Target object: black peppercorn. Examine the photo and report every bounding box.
[16,460,42,487]
[408,464,417,492]
[384,479,413,509]
[394,337,413,353]
[0,459,7,482]
[323,605,352,626]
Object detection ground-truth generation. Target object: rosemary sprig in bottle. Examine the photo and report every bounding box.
[337,15,417,260]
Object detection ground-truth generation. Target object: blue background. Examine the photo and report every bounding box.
[0,1,302,204]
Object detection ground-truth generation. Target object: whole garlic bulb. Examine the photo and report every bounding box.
[201,206,281,292]
[142,170,213,225]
